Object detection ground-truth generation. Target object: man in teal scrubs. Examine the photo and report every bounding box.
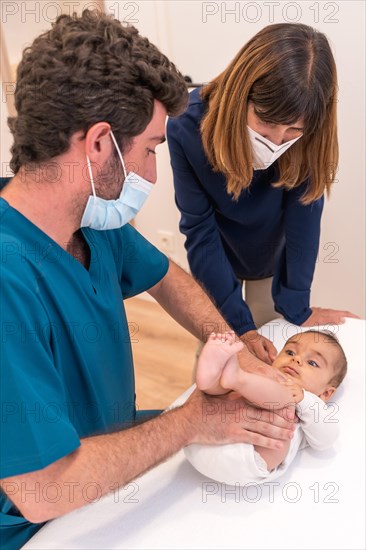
[0,10,295,549]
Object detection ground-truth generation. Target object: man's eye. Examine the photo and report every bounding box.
[147,148,156,155]
[308,360,320,368]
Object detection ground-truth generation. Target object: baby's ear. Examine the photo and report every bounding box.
[319,386,337,402]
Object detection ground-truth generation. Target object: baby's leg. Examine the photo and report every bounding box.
[197,333,293,409]
[220,359,294,410]
[196,332,244,395]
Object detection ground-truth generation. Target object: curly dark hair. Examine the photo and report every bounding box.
[8,9,188,174]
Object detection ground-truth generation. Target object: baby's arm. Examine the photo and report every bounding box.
[296,391,340,450]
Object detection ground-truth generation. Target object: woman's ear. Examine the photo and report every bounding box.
[319,386,337,402]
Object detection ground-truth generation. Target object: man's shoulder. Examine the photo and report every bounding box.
[100,223,167,265]
[101,222,144,250]
[0,177,12,191]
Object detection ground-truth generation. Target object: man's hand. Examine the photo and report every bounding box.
[184,388,296,449]
[241,330,277,365]
[301,306,360,326]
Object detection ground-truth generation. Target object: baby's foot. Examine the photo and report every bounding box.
[196,332,244,393]
[220,353,243,392]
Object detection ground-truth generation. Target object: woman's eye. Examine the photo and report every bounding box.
[308,360,320,368]
[260,120,275,128]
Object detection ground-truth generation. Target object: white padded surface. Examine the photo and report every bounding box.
[23,318,365,550]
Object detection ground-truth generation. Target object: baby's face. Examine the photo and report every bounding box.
[272,332,339,397]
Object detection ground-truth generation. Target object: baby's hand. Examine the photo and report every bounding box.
[283,379,304,404]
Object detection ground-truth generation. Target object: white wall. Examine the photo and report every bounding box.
[2,0,365,316]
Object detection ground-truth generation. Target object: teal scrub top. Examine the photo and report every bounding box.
[0,189,169,549]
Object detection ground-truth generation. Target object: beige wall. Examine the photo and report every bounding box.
[1,0,104,176]
[2,0,104,67]
[110,0,365,317]
[1,0,365,316]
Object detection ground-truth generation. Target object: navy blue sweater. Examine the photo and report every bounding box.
[167,88,323,334]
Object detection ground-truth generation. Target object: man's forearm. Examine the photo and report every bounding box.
[1,389,296,524]
[148,260,233,342]
[1,404,196,524]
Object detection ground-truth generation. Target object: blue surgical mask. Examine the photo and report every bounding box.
[81,131,154,230]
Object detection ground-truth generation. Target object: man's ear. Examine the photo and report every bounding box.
[319,386,337,402]
[85,122,113,163]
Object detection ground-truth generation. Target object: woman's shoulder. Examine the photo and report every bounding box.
[167,87,206,133]
[187,86,205,107]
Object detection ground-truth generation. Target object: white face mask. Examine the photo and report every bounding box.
[247,126,302,171]
[81,131,154,230]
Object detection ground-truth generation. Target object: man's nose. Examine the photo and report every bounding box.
[146,158,157,184]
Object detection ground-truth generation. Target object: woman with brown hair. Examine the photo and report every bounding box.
[167,23,358,364]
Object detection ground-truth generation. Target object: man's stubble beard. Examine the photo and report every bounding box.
[94,150,124,201]
[73,151,124,229]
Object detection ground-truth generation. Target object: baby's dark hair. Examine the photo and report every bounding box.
[302,330,347,387]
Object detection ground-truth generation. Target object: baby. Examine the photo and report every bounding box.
[185,330,347,485]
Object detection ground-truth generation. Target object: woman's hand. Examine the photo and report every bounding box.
[301,307,360,326]
[241,330,277,365]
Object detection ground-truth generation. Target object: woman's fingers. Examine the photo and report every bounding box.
[302,307,361,326]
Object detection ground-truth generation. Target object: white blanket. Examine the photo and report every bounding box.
[23,318,365,550]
